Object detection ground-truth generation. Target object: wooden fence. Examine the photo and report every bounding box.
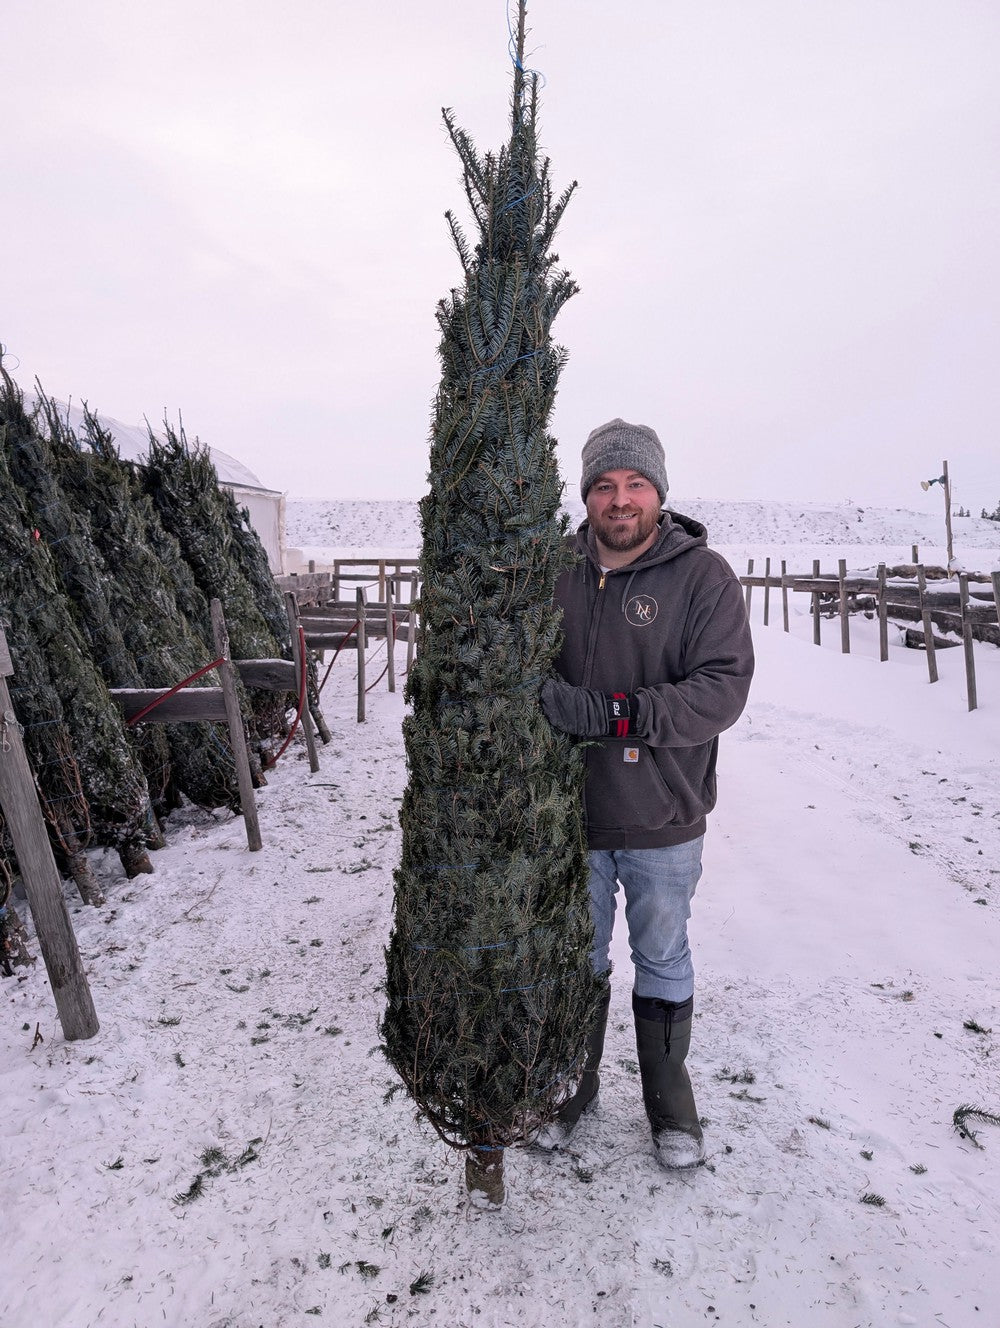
[276,561,422,722]
[739,556,1000,712]
[279,558,421,607]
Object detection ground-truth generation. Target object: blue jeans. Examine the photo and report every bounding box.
[587,838,704,1003]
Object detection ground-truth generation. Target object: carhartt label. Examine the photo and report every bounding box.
[623,746,639,764]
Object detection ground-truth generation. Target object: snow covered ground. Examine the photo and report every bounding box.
[3,499,999,1328]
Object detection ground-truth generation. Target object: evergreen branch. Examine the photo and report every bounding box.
[444,211,473,273]
[953,1104,1000,1149]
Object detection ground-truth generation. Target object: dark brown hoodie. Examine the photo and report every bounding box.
[553,510,754,849]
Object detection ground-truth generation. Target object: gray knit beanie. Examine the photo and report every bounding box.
[580,417,668,503]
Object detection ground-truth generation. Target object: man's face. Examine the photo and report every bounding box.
[585,469,662,558]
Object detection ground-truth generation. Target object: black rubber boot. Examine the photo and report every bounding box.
[535,986,612,1149]
[632,992,706,1169]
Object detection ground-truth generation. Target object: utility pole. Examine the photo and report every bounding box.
[921,460,955,573]
[942,459,955,572]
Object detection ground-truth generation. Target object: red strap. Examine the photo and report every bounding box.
[126,657,226,726]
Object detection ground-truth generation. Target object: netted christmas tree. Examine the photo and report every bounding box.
[0,373,155,899]
[11,386,172,841]
[382,3,602,1206]
[49,400,241,811]
[139,421,292,761]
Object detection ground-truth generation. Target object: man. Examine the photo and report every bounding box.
[538,417,754,1168]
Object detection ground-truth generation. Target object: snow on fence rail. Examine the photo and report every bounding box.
[739,556,1000,712]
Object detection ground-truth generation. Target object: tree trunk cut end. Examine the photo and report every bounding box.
[465,1148,505,1209]
[119,844,154,878]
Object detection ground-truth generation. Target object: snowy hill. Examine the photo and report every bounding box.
[286,496,1000,569]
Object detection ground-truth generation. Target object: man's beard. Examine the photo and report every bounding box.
[592,507,660,552]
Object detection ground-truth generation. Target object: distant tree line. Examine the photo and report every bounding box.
[952,504,1000,520]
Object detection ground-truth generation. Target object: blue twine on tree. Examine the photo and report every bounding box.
[412,938,510,953]
[500,978,556,994]
[208,729,233,760]
[469,343,543,378]
[403,977,556,1002]
[96,649,128,668]
[506,0,545,88]
[499,184,540,217]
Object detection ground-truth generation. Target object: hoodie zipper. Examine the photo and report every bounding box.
[582,567,607,686]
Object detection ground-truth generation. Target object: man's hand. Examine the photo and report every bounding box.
[540,679,640,738]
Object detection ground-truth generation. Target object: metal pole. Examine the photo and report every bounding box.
[942,459,955,573]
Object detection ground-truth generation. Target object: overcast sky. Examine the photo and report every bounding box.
[3,1,999,516]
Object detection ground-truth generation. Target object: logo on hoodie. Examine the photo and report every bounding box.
[625,594,658,626]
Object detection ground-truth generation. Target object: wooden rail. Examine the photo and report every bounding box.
[277,560,420,607]
[740,561,1000,712]
[286,584,418,722]
[109,600,268,850]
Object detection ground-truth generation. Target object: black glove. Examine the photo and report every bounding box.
[540,679,641,738]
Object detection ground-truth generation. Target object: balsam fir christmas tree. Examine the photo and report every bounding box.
[382,2,602,1206]
[0,372,156,898]
[140,421,291,762]
[54,402,242,811]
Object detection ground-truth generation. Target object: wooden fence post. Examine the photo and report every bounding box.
[812,559,822,646]
[407,571,419,671]
[959,573,977,711]
[0,631,99,1041]
[385,579,396,695]
[877,563,889,662]
[781,559,789,632]
[284,593,319,773]
[911,544,919,563]
[209,600,263,851]
[745,559,754,616]
[838,559,851,654]
[356,588,367,723]
[916,565,938,684]
[763,556,771,627]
